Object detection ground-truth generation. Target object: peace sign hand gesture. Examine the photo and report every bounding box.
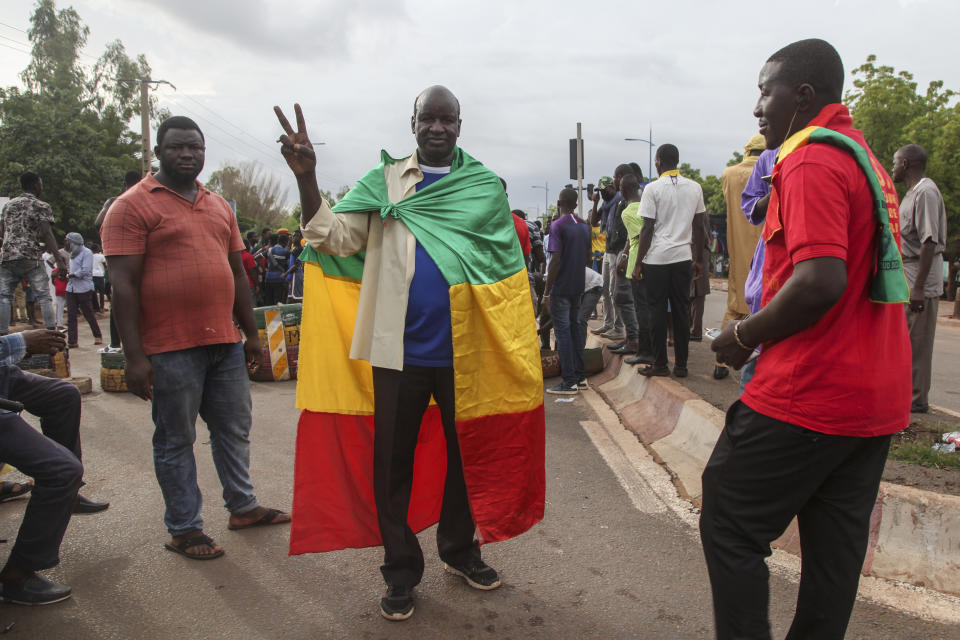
[274,103,316,177]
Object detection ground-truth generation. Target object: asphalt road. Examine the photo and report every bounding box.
[0,339,954,639]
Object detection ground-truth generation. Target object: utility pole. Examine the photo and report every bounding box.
[624,123,655,181]
[531,182,549,223]
[576,122,584,217]
[119,78,175,176]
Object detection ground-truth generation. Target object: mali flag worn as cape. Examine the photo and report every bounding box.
[289,148,545,555]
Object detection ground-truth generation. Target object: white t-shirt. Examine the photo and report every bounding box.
[639,174,706,265]
[584,266,603,292]
[92,252,107,277]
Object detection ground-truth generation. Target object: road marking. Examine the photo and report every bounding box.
[579,387,960,626]
[579,389,696,523]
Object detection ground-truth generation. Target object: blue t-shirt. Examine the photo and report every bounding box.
[265,245,291,282]
[403,167,454,367]
[547,214,591,296]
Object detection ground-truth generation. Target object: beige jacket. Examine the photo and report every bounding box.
[301,151,428,371]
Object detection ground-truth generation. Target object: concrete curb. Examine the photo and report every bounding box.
[589,349,960,597]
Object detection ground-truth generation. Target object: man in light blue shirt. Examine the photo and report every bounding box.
[63,233,101,348]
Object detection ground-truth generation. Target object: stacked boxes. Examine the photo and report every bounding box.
[100,351,127,392]
[18,350,70,378]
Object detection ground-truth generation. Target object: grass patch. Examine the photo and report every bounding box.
[889,440,960,470]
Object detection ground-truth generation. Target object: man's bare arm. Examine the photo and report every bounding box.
[712,257,847,368]
[229,251,263,373]
[39,221,66,270]
[910,240,937,312]
[107,254,152,400]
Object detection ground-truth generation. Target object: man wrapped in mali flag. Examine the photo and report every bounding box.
[274,86,544,622]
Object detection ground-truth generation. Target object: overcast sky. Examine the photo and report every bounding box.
[1,0,958,219]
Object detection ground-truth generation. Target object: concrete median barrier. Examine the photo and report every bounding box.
[588,352,960,597]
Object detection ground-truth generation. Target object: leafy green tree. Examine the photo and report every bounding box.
[0,0,151,238]
[679,163,724,217]
[845,55,959,253]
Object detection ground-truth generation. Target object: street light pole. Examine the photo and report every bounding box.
[531,182,549,224]
[624,124,655,180]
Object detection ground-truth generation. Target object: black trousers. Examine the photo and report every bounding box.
[372,365,480,588]
[644,260,692,368]
[66,290,101,345]
[0,366,83,572]
[631,278,652,351]
[700,401,891,640]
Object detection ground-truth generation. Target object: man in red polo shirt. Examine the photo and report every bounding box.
[102,116,290,561]
[707,39,910,639]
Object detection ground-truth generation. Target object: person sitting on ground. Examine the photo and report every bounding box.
[0,328,109,605]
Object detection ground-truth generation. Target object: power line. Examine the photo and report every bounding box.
[177,92,280,157]
[0,41,30,56]
[160,94,288,170]
[0,21,27,34]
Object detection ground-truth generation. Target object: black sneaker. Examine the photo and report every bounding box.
[577,379,589,390]
[379,585,414,621]
[444,560,501,590]
[1,574,72,606]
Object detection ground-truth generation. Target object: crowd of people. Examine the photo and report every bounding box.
[0,35,948,640]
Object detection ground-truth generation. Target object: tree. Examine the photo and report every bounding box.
[679,162,724,218]
[845,55,960,253]
[0,1,151,238]
[206,161,288,227]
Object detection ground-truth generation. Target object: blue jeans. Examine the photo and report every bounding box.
[149,342,258,536]
[550,293,584,387]
[578,287,602,353]
[739,358,757,395]
[0,258,56,333]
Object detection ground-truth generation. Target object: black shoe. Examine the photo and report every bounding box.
[910,404,929,413]
[688,334,703,342]
[673,366,688,378]
[74,495,109,514]
[624,352,655,365]
[1,574,71,605]
[609,342,638,355]
[379,585,414,621]
[639,365,670,377]
[713,365,729,380]
[444,560,501,590]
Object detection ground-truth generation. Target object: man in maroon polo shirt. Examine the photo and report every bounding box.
[103,116,290,561]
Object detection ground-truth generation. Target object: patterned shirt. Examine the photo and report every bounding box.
[0,193,54,262]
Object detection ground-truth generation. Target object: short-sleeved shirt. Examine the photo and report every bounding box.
[0,193,54,262]
[584,265,603,292]
[741,103,910,438]
[639,174,706,265]
[591,225,606,255]
[546,214,591,296]
[512,213,531,256]
[900,178,947,297]
[265,245,291,282]
[526,220,543,250]
[403,166,454,367]
[100,174,244,356]
[620,201,644,277]
[92,252,107,277]
[241,250,257,287]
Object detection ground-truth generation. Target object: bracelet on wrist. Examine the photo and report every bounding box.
[733,320,756,351]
